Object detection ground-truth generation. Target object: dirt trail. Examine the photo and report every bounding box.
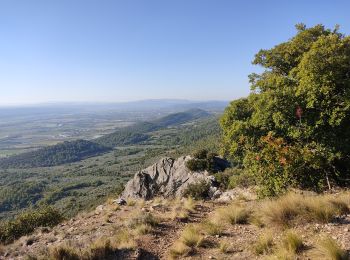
[136,204,213,259]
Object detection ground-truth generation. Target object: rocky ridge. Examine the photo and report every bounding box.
[121,156,225,200]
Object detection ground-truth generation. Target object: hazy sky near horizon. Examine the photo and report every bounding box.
[1,1,350,105]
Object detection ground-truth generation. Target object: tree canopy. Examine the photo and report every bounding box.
[221,24,350,196]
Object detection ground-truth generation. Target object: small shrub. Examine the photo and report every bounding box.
[186,158,208,172]
[193,149,208,159]
[186,149,226,173]
[0,206,63,244]
[253,232,274,255]
[228,169,255,189]
[183,180,211,200]
[318,237,348,260]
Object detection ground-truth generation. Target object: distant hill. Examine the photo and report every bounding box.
[0,109,212,168]
[95,108,211,147]
[0,140,110,169]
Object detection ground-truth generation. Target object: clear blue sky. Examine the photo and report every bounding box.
[0,0,349,105]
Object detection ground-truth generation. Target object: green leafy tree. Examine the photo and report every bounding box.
[221,24,350,196]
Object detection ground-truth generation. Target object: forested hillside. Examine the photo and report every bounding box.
[96,108,211,147]
[0,140,110,168]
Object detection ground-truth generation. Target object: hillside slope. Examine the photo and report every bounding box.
[1,191,349,259]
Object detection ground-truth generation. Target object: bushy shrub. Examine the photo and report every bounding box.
[245,134,333,197]
[183,180,211,200]
[186,149,227,173]
[0,206,63,244]
[185,158,208,172]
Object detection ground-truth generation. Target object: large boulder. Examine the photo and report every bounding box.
[121,156,224,199]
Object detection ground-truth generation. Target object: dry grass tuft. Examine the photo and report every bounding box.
[214,204,251,225]
[259,192,349,228]
[126,211,159,228]
[318,237,348,260]
[88,237,118,259]
[169,241,192,259]
[113,229,137,250]
[183,197,196,212]
[200,220,223,236]
[281,230,303,254]
[253,232,274,255]
[218,241,230,253]
[180,225,204,247]
[134,224,153,235]
[126,199,137,206]
[50,245,80,260]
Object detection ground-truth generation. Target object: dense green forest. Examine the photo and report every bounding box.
[0,109,211,169]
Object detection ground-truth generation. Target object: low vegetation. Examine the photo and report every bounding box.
[259,192,349,228]
[318,236,348,260]
[183,180,211,200]
[185,149,228,173]
[0,206,63,244]
[214,203,251,225]
[253,232,274,255]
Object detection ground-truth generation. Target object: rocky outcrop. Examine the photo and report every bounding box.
[121,156,224,200]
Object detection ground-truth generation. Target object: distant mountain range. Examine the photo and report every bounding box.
[0,99,228,119]
[0,109,213,168]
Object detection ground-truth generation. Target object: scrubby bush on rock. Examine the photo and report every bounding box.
[186,149,228,173]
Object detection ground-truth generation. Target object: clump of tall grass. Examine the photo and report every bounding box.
[183,197,196,212]
[200,220,223,236]
[218,241,230,253]
[318,237,348,260]
[126,212,159,228]
[259,192,349,228]
[252,232,274,255]
[180,225,204,247]
[170,197,196,221]
[214,204,251,225]
[169,241,192,259]
[50,244,80,260]
[169,224,204,259]
[281,230,303,254]
[126,199,136,206]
